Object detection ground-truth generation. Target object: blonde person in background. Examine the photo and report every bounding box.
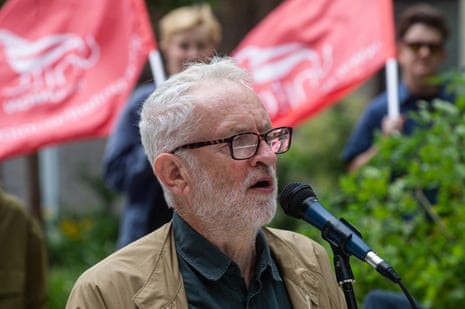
[103,3,222,249]
[0,188,48,309]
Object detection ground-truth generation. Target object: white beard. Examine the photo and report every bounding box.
[187,158,277,231]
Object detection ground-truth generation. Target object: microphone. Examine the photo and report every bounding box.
[280,182,401,283]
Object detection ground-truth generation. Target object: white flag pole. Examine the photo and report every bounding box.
[39,147,59,218]
[148,49,167,87]
[385,57,399,118]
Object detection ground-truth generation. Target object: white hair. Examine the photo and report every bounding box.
[139,56,252,164]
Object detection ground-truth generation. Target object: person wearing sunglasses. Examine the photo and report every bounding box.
[342,3,453,173]
[343,4,452,308]
[66,57,347,308]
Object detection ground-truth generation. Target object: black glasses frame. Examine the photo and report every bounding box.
[171,126,293,160]
[402,40,444,54]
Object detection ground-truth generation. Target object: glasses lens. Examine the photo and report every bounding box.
[428,44,443,54]
[232,134,259,159]
[405,41,442,54]
[407,42,421,52]
[266,128,291,154]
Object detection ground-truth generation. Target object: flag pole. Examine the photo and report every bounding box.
[148,50,166,87]
[385,57,399,118]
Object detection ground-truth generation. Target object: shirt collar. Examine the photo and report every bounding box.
[173,212,282,282]
[399,81,454,106]
[254,227,283,282]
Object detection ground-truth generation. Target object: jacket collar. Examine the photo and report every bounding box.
[264,228,322,307]
[131,224,323,308]
[133,223,188,309]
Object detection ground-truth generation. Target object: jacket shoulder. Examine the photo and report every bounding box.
[66,224,172,308]
[265,227,327,256]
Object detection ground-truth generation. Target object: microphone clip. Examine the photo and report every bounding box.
[321,217,363,258]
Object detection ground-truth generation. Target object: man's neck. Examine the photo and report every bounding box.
[201,224,259,287]
[181,210,262,287]
[404,74,440,98]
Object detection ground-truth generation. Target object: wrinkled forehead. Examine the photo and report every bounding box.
[190,78,266,112]
[190,79,271,137]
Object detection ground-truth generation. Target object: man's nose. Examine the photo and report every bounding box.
[251,138,277,166]
[418,45,434,57]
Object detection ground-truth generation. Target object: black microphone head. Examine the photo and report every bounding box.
[279,182,317,219]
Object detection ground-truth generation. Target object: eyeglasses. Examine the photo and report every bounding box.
[403,41,443,54]
[171,127,293,160]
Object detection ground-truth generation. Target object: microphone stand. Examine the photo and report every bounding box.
[322,219,419,309]
[331,244,358,309]
[322,221,358,309]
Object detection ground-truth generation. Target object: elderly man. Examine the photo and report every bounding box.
[67,57,346,308]
[103,4,222,248]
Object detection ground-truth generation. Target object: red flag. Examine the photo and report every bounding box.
[0,0,155,160]
[233,0,395,127]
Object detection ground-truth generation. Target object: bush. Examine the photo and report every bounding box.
[332,71,465,308]
[47,209,118,308]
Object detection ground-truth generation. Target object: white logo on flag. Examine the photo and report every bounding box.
[235,43,333,117]
[0,30,100,112]
[235,43,332,84]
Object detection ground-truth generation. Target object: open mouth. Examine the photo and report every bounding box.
[250,177,273,189]
[253,180,270,188]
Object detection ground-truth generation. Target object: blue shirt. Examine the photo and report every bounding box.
[103,83,172,247]
[173,213,293,309]
[342,81,454,164]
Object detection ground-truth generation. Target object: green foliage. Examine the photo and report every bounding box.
[77,164,120,210]
[333,72,465,308]
[47,209,119,309]
[276,94,365,195]
[47,210,118,266]
[46,209,118,308]
[272,88,367,231]
[47,166,120,309]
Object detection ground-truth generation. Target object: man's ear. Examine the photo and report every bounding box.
[154,153,191,196]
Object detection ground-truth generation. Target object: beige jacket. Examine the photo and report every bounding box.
[66,223,347,308]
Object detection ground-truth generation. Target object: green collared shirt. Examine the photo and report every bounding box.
[173,213,292,309]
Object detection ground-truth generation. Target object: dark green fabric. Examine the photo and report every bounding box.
[0,190,48,309]
[173,213,292,309]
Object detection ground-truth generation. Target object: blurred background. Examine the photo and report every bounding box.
[1,0,464,308]
[1,0,462,216]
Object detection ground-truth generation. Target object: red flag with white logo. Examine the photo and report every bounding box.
[0,0,155,160]
[233,0,395,127]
